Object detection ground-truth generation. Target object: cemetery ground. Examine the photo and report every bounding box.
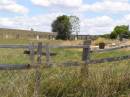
[1,38,130,97]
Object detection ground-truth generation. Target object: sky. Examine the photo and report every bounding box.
[0,0,130,35]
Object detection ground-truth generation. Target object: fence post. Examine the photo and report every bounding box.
[81,40,91,77]
[30,43,35,65]
[45,44,51,67]
[34,42,42,97]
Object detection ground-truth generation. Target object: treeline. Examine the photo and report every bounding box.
[100,25,130,39]
[110,25,130,39]
[52,15,130,40]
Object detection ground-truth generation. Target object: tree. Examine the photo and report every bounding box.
[69,16,80,39]
[110,25,129,39]
[51,15,72,40]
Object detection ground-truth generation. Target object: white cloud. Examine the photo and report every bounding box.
[31,0,82,7]
[0,13,64,31]
[80,16,114,35]
[124,14,130,21]
[101,0,128,2]
[1,0,130,35]
[0,18,14,27]
[1,13,130,35]
[82,16,113,28]
[30,0,130,14]
[0,15,117,35]
[0,0,28,14]
[83,1,130,13]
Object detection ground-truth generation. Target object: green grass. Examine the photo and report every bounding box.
[41,61,130,97]
[0,39,130,97]
[91,49,130,59]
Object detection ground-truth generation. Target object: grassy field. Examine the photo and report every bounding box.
[1,39,130,97]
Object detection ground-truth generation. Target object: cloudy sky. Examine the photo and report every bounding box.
[0,0,130,35]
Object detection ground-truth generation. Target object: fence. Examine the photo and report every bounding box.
[30,41,130,67]
[1,41,130,97]
[35,41,130,76]
[0,43,43,97]
[23,41,130,77]
[0,42,91,97]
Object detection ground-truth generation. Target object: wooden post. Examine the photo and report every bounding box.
[34,42,42,97]
[45,44,51,67]
[29,43,35,65]
[81,40,91,77]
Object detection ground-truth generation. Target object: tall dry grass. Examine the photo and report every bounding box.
[39,60,130,97]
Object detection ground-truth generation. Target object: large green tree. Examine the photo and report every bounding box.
[51,15,72,40]
[110,25,129,39]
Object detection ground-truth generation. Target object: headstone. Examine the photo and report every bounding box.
[5,34,9,39]
[36,35,40,40]
[52,37,55,40]
[75,36,78,40]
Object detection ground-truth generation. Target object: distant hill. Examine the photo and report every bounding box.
[0,28,53,39]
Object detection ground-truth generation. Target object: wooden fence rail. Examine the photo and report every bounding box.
[0,43,130,68]
[0,64,31,70]
[49,45,89,48]
[88,54,130,64]
[0,44,89,49]
[43,42,130,69]
[0,41,130,97]
[0,44,90,70]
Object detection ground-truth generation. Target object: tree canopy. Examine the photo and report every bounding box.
[110,25,129,39]
[51,15,72,40]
